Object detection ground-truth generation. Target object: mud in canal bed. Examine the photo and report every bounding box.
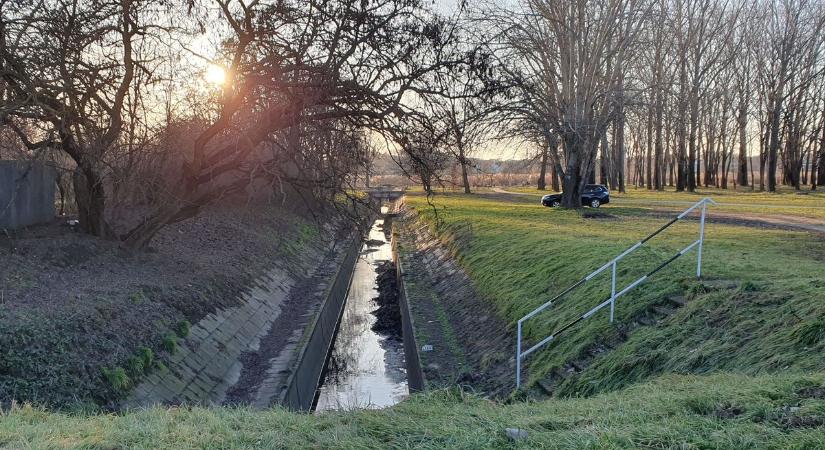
[314,215,408,411]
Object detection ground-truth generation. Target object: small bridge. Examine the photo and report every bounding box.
[365,187,405,202]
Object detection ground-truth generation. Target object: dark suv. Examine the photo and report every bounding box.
[541,184,610,208]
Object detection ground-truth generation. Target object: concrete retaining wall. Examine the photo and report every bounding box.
[392,231,426,393]
[279,237,362,411]
[0,161,56,230]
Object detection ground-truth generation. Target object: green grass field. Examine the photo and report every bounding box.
[406,190,825,394]
[3,373,825,449]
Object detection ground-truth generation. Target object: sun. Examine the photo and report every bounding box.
[204,64,227,86]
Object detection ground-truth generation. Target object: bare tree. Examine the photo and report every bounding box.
[0,0,169,235]
[430,46,499,194]
[758,0,825,191]
[504,0,650,206]
[2,0,462,248]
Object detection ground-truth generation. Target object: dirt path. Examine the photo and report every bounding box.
[655,210,825,234]
[488,187,533,202]
[614,197,825,210]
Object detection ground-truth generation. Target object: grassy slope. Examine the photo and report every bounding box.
[406,190,825,394]
[3,372,825,449]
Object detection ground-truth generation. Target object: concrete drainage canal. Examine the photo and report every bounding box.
[124,204,414,412]
[314,207,409,411]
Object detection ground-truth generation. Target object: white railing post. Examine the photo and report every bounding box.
[697,200,707,279]
[610,261,617,323]
[516,320,522,388]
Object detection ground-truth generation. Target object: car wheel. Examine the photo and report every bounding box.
[552,200,561,207]
[590,199,601,208]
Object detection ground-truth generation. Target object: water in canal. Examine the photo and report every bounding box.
[314,212,408,411]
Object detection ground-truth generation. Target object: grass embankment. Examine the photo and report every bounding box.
[406,190,825,395]
[3,372,825,449]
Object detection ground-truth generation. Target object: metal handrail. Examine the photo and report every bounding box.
[515,197,717,388]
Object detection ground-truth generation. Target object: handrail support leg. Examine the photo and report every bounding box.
[610,261,617,323]
[697,201,707,279]
[516,321,522,388]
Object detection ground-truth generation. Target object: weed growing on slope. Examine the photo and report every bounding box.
[162,334,178,354]
[792,319,825,346]
[176,320,191,338]
[101,367,131,392]
[129,291,146,305]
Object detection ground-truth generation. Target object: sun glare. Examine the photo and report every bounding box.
[204,65,227,86]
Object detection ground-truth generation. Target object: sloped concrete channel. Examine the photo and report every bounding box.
[392,205,515,397]
[124,203,422,411]
[123,231,359,409]
[124,269,298,407]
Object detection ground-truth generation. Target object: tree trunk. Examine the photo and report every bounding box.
[646,103,653,189]
[616,96,626,194]
[676,107,688,191]
[759,120,768,191]
[537,139,549,190]
[737,97,749,187]
[815,102,825,189]
[458,143,471,194]
[551,163,561,192]
[561,134,585,208]
[600,131,609,186]
[122,204,196,249]
[688,92,698,192]
[550,136,562,192]
[460,161,471,194]
[72,166,110,238]
[802,151,810,186]
[654,91,664,190]
[768,78,786,192]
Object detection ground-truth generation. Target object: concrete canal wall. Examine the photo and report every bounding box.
[391,231,425,393]
[392,205,515,398]
[279,237,361,411]
[124,269,297,407]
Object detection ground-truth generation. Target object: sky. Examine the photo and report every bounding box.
[433,0,533,160]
